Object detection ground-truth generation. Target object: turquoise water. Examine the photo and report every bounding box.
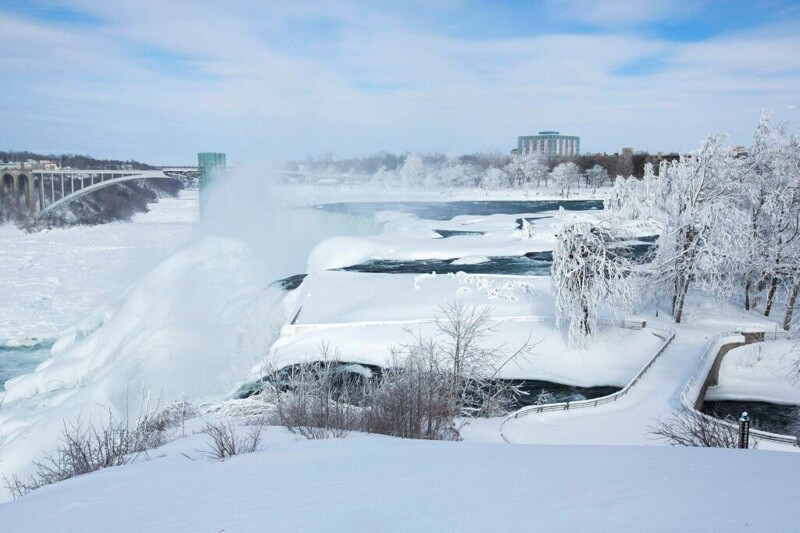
[0,345,52,388]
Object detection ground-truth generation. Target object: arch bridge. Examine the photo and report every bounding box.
[0,169,184,216]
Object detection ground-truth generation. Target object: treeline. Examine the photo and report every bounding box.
[0,151,154,171]
[288,150,679,182]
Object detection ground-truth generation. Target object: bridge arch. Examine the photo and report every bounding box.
[1,173,14,200]
[38,171,179,215]
[17,174,34,211]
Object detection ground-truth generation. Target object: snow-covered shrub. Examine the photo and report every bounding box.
[272,342,460,441]
[534,389,556,406]
[3,411,156,498]
[201,420,263,460]
[144,401,199,439]
[605,171,659,222]
[274,348,364,440]
[362,341,461,440]
[649,409,745,448]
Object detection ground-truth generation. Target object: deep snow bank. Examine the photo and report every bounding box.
[1,437,797,532]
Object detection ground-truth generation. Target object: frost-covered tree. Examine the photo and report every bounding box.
[371,166,394,190]
[523,155,549,189]
[776,132,800,329]
[456,162,481,188]
[400,154,426,191]
[751,127,800,320]
[551,162,581,198]
[585,164,609,192]
[615,152,634,178]
[652,134,743,323]
[552,222,635,346]
[483,167,507,189]
[722,114,800,326]
[506,154,547,189]
[602,117,800,326]
[606,162,662,222]
[735,114,782,312]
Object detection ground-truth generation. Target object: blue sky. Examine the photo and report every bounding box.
[1,0,799,164]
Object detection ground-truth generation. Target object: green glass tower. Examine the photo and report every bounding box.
[197,152,226,215]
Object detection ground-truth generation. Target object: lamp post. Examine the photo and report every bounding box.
[738,412,750,449]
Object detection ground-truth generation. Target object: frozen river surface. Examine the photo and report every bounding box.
[0,189,198,346]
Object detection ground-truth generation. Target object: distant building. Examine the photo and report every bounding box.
[197,152,226,215]
[197,152,226,189]
[732,145,748,158]
[621,147,634,157]
[518,131,580,158]
[16,159,60,170]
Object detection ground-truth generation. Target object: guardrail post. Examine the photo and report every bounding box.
[739,412,750,449]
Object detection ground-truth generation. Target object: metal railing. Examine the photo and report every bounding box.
[498,324,677,442]
[282,315,647,337]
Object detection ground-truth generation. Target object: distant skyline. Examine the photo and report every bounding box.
[2,0,799,165]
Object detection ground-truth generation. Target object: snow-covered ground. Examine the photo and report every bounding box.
[1,433,797,532]
[706,339,800,405]
[1,180,799,519]
[269,271,664,385]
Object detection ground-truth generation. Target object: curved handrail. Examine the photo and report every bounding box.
[282,315,648,336]
[498,323,676,443]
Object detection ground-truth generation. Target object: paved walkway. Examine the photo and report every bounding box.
[498,320,796,451]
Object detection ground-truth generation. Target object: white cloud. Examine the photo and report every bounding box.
[0,1,798,162]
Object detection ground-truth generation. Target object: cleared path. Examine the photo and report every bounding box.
[500,319,798,451]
